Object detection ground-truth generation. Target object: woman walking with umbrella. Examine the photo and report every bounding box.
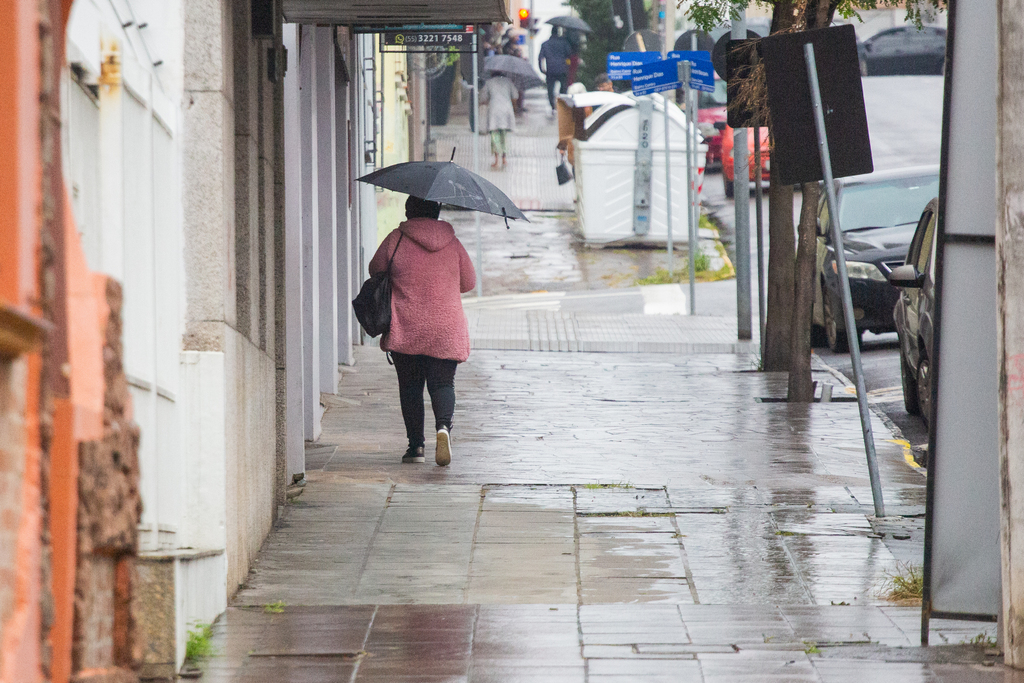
[480,71,519,170]
[367,196,475,466]
[357,159,527,466]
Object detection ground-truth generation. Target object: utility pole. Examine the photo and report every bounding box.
[732,10,752,340]
[998,0,1024,666]
[663,0,675,274]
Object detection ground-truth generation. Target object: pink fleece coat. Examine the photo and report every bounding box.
[369,218,476,362]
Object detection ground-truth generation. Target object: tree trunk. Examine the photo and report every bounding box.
[763,150,795,371]
[761,0,798,372]
[788,182,820,401]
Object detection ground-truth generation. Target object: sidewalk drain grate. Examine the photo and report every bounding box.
[755,396,858,403]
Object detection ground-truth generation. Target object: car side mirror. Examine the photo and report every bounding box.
[713,121,726,132]
[888,264,925,288]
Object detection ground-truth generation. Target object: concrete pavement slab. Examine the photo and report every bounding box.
[203,344,1001,680]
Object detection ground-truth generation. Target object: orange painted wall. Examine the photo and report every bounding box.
[0,0,44,680]
[0,0,101,680]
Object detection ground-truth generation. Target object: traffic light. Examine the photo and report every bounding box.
[518,8,530,28]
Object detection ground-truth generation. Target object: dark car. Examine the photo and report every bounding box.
[812,166,940,352]
[889,198,938,424]
[858,25,946,76]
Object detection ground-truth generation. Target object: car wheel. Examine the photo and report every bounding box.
[724,177,734,198]
[901,352,921,416]
[822,290,849,353]
[918,352,932,427]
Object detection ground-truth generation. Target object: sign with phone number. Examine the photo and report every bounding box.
[383,31,470,47]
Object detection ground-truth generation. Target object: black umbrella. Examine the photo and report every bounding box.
[483,54,544,90]
[357,160,528,225]
[547,15,593,33]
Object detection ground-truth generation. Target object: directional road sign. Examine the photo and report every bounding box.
[607,51,661,80]
[631,58,681,95]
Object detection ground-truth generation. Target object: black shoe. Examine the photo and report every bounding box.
[402,445,425,463]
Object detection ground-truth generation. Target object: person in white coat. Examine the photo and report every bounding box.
[480,74,519,170]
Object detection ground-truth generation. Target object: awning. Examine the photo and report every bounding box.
[283,0,510,26]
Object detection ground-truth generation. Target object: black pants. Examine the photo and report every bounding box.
[391,352,458,448]
[546,73,568,110]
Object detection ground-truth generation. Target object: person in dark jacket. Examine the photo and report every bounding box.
[539,30,573,112]
[368,196,476,467]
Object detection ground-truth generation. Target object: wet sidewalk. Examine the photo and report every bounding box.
[199,345,1003,682]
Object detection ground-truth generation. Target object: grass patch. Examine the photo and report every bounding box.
[879,562,924,603]
[580,482,634,490]
[963,633,998,648]
[635,251,710,286]
[185,623,214,663]
[264,600,286,614]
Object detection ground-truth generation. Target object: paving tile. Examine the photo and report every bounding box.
[588,658,704,675]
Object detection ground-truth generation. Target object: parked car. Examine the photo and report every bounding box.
[719,123,770,198]
[812,165,940,352]
[889,198,938,424]
[697,76,726,169]
[858,25,947,76]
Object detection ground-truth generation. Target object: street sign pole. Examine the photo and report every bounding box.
[662,22,673,275]
[473,30,483,297]
[804,42,885,518]
[681,61,695,303]
[689,33,698,315]
[754,124,765,350]
[732,11,752,340]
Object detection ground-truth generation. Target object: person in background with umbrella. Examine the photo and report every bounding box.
[480,71,519,170]
[539,28,572,114]
[367,195,476,467]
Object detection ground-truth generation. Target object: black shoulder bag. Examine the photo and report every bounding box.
[352,233,404,338]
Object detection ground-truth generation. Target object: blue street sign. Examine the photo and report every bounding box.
[630,58,681,96]
[607,51,661,80]
[668,50,712,64]
[688,58,715,93]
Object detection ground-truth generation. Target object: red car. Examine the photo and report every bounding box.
[720,124,771,198]
[697,77,727,167]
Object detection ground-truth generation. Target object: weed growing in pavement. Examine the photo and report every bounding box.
[803,641,821,655]
[264,600,286,614]
[879,562,924,603]
[581,482,634,490]
[578,510,675,518]
[963,633,998,648]
[185,623,215,663]
[775,530,800,536]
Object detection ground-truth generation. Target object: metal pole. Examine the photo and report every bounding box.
[624,0,635,34]
[689,33,698,314]
[528,0,536,65]
[663,0,675,276]
[682,62,695,305]
[804,43,885,518]
[473,31,483,297]
[732,10,752,340]
[754,124,765,351]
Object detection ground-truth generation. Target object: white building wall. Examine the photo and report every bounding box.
[282,23,306,481]
[63,0,233,674]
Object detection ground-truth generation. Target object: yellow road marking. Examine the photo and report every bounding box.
[889,438,922,470]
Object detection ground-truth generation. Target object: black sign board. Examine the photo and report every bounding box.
[381,30,474,52]
[760,24,873,184]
